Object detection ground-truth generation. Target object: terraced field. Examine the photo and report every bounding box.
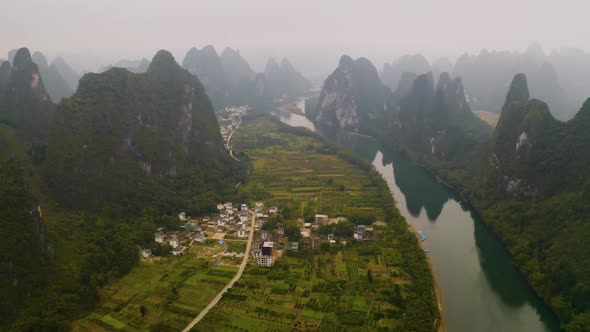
[194,249,408,332]
[233,115,385,221]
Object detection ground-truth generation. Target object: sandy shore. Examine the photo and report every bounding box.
[277,102,305,115]
[408,224,446,332]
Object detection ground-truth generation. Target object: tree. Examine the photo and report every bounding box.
[139,305,147,317]
[284,220,301,242]
[367,269,373,283]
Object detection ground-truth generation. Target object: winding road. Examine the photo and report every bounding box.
[181,211,256,332]
[226,114,242,161]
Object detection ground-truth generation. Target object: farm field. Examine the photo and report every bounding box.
[233,114,385,221]
[73,253,237,331]
[195,114,439,332]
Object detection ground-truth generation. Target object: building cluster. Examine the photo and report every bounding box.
[144,201,253,258]
[143,200,376,270]
[217,105,249,148]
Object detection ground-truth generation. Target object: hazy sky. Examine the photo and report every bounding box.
[2,0,589,76]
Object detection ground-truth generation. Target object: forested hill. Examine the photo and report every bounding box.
[482,73,590,198]
[385,71,491,161]
[472,74,590,330]
[1,49,245,330]
[45,49,241,212]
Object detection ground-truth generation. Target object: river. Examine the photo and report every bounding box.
[270,99,560,332]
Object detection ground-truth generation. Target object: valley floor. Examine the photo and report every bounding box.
[193,114,439,331]
[71,113,439,332]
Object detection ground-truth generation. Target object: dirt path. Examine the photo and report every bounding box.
[181,211,256,332]
[227,115,242,161]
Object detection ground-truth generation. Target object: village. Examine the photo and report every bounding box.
[143,201,375,269]
[216,105,249,150]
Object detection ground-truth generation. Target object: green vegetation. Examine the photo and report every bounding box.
[234,114,387,221]
[74,255,237,331]
[45,50,244,213]
[377,73,590,330]
[0,49,244,330]
[195,113,439,331]
[477,190,590,331]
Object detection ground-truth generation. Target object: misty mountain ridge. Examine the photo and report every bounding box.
[381,54,432,92]
[99,57,151,74]
[453,44,574,120]
[0,48,54,142]
[182,45,310,108]
[6,49,81,103]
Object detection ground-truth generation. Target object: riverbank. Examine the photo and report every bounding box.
[379,143,562,330]
[408,224,446,332]
[276,100,305,115]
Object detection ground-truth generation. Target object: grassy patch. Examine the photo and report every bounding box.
[74,255,237,331]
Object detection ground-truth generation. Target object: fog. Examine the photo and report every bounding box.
[1,0,589,78]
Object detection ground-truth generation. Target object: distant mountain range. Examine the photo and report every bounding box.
[380,44,590,121]
[182,45,311,108]
[5,49,81,103]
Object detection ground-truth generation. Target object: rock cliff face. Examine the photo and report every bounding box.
[0,48,54,142]
[45,50,233,209]
[314,55,391,133]
[483,73,590,197]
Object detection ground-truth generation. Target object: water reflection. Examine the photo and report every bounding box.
[384,150,449,221]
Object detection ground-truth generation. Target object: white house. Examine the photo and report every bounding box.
[178,212,187,221]
[141,248,152,258]
[269,206,279,214]
[237,229,247,238]
[169,237,179,248]
[315,214,328,224]
[257,255,272,267]
[155,234,164,243]
[171,246,185,256]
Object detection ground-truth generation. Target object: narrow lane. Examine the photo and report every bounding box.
[181,211,256,332]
